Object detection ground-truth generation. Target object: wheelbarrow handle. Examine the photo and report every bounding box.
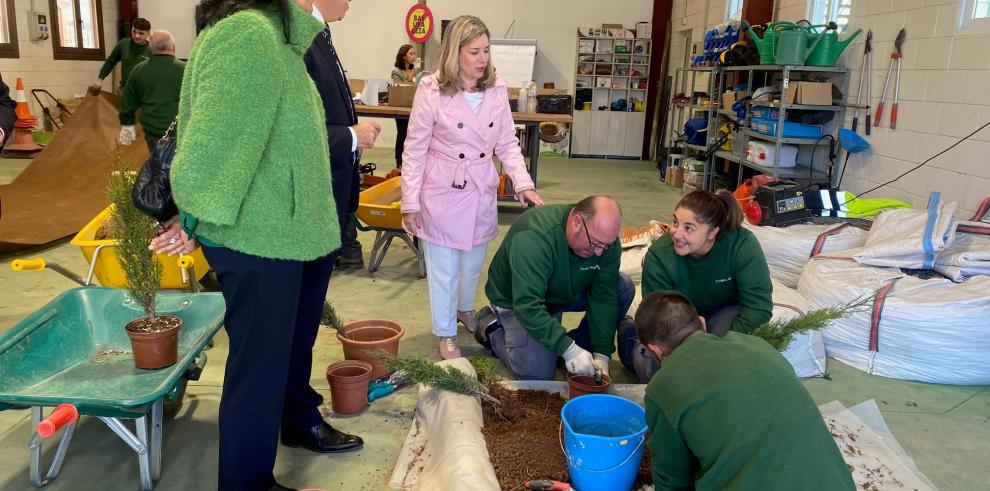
[177,254,195,269]
[11,258,46,271]
[37,404,78,438]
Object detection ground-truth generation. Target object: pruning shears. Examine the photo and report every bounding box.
[368,370,410,402]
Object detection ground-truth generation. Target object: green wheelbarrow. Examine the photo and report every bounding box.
[0,287,225,490]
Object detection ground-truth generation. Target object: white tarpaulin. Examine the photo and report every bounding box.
[798,258,990,385]
[744,222,870,288]
[933,231,990,281]
[771,279,827,378]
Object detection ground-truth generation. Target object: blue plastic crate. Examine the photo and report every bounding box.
[749,117,823,138]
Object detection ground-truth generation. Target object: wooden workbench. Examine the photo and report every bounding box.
[354,104,573,186]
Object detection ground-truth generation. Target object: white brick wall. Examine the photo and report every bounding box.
[0,0,120,120]
[666,0,990,217]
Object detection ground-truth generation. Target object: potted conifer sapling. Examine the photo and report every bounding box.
[107,151,182,369]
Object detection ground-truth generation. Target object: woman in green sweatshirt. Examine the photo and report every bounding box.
[151,1,361,489]
[619,189,772,383]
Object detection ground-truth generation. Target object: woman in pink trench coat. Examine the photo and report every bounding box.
[401,15,543,359]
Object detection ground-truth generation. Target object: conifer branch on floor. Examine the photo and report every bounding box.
[375,351,500,404]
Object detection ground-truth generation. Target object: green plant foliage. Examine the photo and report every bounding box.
[751,297,872,351]
[375,351,499,404]
[470,355,499,386]
[106,148,162,318]
[321,300,344,331]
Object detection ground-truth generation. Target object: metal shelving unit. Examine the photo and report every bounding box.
[713,64,850,187]
[662,66,717,190]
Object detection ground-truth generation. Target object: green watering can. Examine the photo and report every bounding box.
[773,22,833,66]
[806,27,862,66]
[747,21,798,65]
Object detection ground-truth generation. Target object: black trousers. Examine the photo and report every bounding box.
[202,245,333,491]
[144,133,161,154]
[395,118,408,167]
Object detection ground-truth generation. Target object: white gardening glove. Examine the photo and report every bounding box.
[562,342,596,376]
[90,78,104,91]
[592,353,611,378]
[117,125,136,145]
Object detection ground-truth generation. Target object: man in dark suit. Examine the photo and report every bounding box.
[0,75,18,146]
[276,0,379,456]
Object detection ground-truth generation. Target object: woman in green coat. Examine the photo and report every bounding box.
[151,1,361,489]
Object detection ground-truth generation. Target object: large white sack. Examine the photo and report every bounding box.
[934,231,990,282]
[852,195,957,269]
[798,258,990,385]
[620,221,670,315]
[771,278,827,378]
[744,222,869,288]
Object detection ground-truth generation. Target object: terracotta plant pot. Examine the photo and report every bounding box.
[568,373,612,399]
[125,315,182,370]
[326,360,373,414]
[336,320,404,379]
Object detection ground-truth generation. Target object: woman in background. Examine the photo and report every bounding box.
[400,16,543,359]
[391,44,416,167]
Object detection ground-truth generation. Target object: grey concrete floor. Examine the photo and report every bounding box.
[1,150,987,490]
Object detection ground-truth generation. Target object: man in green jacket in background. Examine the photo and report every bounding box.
[480,196,635,380]
[635,290,855,490]
[92,17,152,94]
[117,29,184,151]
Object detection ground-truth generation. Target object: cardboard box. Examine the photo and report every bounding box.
[636,22,652,39]
[667,167,684,188]
[721,90,752,108]
[387,84,417,107]
[784,81,841,106]
[347,79,365,96]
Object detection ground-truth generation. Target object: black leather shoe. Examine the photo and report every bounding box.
[268,482,296,491]
[281,422,364,453]
[335,254,364,271]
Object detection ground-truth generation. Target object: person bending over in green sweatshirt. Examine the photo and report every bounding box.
[480,196,635,380]
[635,290,855,491]
[619,189,772,382]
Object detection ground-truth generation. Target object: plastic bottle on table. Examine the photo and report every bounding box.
[527,82,538,113]
[518,84,528,113]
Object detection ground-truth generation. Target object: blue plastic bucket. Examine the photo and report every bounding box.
[561,394,647,491]
[839,128,870,153]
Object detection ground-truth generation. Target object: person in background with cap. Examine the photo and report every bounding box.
[92,18,152,94]
[0,75,16,146]
[305,0,379,273]
[117,29,184,151]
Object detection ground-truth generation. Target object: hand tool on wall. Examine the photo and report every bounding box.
[852,30,873,135]
[874,29,905,130]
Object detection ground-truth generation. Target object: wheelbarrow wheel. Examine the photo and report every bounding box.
[163,379,187,421]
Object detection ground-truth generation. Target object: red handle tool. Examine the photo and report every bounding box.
[524,480,572,491]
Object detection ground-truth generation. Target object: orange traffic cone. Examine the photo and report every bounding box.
[5,77,42,152]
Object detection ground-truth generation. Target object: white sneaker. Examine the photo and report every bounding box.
[456,310,478,333]
[438,336,462,359]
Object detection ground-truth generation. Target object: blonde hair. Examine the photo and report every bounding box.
[436,15,495,95]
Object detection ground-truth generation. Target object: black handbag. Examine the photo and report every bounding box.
[131,120,178,221]
[536,95,573,114]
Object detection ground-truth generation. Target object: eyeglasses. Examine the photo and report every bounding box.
[578,214,611,252]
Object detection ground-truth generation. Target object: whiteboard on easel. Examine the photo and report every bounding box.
[490,39,537,88]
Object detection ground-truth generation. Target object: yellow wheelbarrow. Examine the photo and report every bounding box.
[352,177,426,278]
[12,206,210,292]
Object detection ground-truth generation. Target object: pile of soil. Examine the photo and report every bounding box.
[480,385,652,490]
[94,221,113,240]
[125,314,182,333]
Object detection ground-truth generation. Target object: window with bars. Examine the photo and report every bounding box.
[807,0,854,32]
[0,0,18,58]
[49,0,105,60]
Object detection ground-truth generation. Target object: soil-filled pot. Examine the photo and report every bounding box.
[326,360,373,414]
[568,373,612,399]
[125,315,182,370]
[336,320,404,379]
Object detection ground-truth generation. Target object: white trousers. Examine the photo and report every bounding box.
[421,240,488,337]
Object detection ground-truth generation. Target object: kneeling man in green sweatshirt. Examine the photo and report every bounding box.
[636,290,855,490]
[480,196,635,380]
